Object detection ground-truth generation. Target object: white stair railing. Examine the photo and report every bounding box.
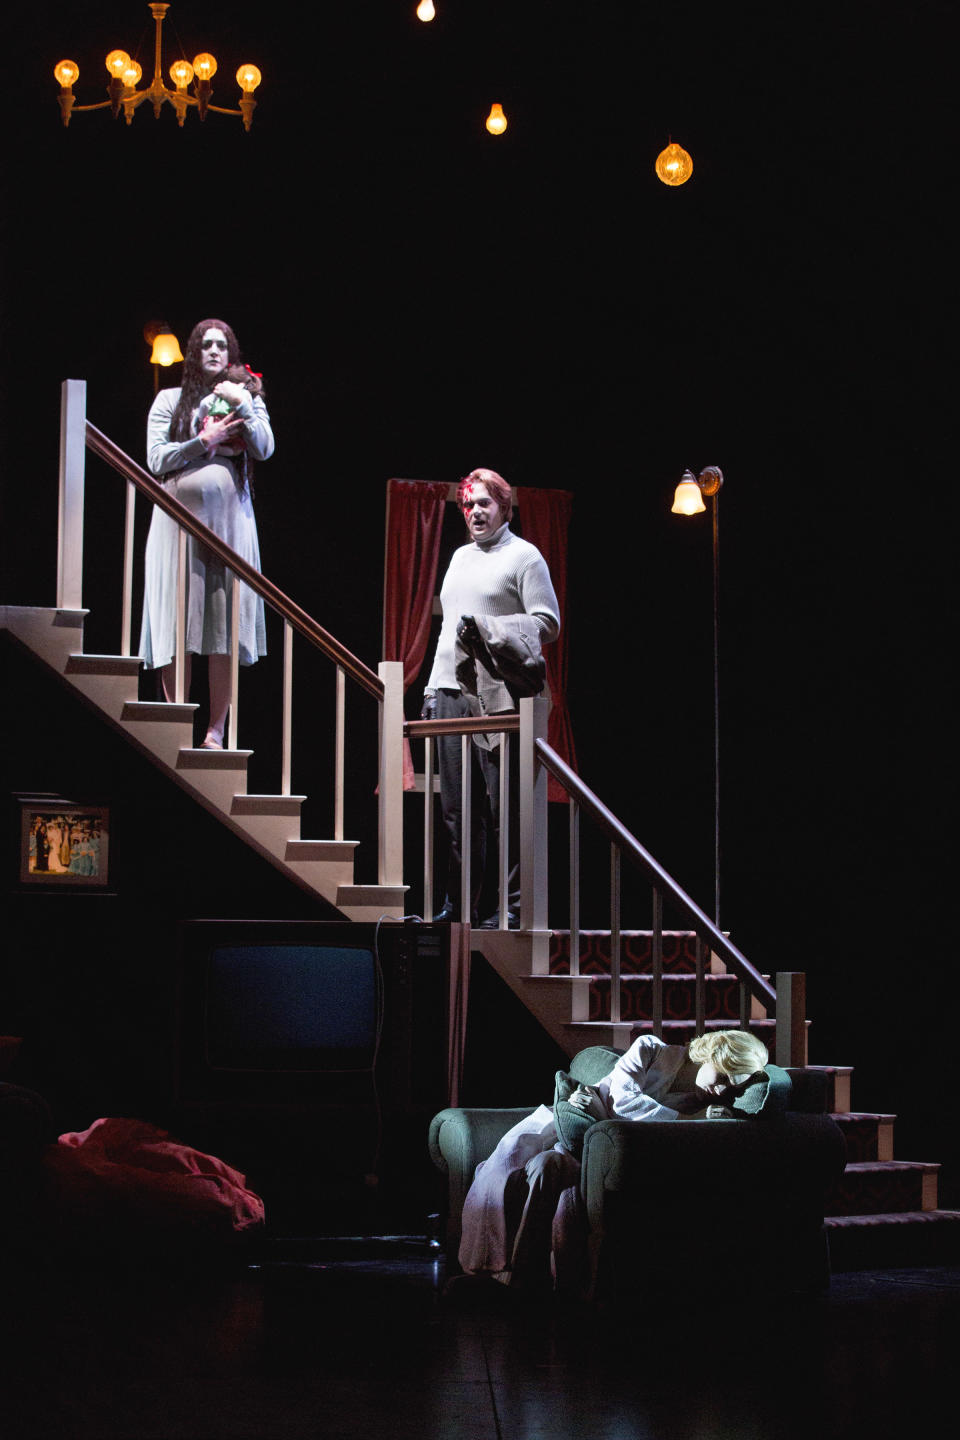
[57,378,402,892]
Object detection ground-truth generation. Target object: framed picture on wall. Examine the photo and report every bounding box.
[18,796,110,889]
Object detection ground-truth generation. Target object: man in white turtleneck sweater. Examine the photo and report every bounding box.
[422,469,560,927]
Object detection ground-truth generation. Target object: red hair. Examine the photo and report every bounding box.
[457,468,513,523]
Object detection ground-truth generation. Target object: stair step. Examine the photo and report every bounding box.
[565,1018,794,1052]
[832,1112,896,1162]
[550,930,710,975]
[177,748,254,769]
[792,1064,853,1113]
[827,1160,940,1216]
[67,653,143,676]
[526,973,745,1025]
[335,884,409,921]
[64,652,141,713]
[826,1209,960,1271]
[122,701,197,724]
[233,795,307,817]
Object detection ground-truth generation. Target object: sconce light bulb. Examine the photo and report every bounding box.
[417,1,436,19]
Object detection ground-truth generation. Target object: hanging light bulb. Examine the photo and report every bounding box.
[671,470,707,515]
[170,58,194,90]
[485,102,507,136]
[416,0,436,20]
[655,141,693,187]
[121,59,142,89]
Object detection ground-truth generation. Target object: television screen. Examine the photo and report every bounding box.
[175,920,450,1111]
[206,944,378,1073]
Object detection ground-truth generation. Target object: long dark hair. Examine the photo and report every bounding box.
[169,319,242,440]
[169,319,263,496]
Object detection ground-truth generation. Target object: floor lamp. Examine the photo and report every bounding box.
[671,465,724,928]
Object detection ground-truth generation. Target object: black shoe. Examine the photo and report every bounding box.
[434,901,479,923]
[479,909,521,930]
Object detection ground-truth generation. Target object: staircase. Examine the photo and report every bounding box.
[0,605,405,922]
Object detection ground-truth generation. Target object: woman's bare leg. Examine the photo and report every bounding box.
[204,653,231,748]
[160,654,192,704]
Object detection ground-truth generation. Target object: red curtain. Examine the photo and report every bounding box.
[515,486,578,800]
[382,479,449,788]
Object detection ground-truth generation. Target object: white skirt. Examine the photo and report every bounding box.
[139,455,266,670]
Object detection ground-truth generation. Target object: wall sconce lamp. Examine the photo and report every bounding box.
[671,465,724,926]
[144,321,184,394]
[55,3,261,130]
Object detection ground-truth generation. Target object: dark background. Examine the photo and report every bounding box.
[1,3,956,1190]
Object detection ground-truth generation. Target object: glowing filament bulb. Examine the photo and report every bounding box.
[193,52,218,82]
[236,64,262,93]
[417,1,436,19]
[54,59,79,88]
[485,102,507,136]
[655,142,693,187]
[121,60,142,88]
[170,59,194,89]
[105,50,131,79]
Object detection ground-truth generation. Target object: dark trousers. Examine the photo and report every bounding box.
[435,688,521,920]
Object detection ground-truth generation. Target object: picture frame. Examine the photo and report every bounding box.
[18,796,110,889]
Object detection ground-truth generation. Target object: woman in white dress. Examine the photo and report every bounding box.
[139,319,274,749]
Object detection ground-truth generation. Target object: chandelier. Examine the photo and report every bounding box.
[54,3,262,131]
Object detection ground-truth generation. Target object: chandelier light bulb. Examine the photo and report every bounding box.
[54,59,80,88]
[485,102,507,136]
[416,0,436,20]
[170,59,194,89]
[192,52,218,82]
[105,50,131,79]
[236,64,262,93]
[122,60,142,88]
[655,141,693,187]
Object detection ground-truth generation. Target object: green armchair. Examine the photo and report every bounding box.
[429,1045,847,1301]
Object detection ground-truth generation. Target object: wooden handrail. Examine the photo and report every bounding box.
[534,737,777,1009]
[84,422,384,702]
[404,714,520,739]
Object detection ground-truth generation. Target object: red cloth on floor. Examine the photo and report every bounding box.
[45,1117,265,1244]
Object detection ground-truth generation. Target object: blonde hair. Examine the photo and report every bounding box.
[688,1030,768,1083]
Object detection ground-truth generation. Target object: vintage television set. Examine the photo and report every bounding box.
[173,919,453,1226]
[175,919,451,1113]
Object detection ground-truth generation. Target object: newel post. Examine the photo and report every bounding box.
[774,971,807,1067]
[57,379,87,610]
[519,696,550,932]
[377,661,405,886]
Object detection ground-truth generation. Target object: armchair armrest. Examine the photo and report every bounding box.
[428,1107,536,1261]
